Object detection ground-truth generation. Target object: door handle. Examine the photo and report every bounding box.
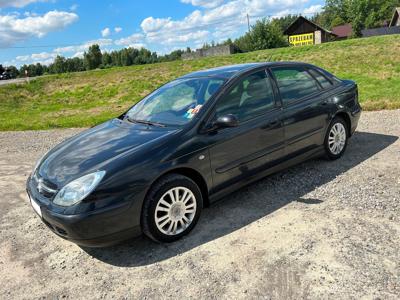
[262,120,279,129]
[321,99,329,106]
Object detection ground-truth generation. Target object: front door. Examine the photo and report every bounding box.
[204,69,285,194]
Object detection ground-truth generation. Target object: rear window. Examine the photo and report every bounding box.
[272,67,320,105]
[308,68,333,89]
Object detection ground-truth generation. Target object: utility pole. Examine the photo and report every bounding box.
[247,13,250,32]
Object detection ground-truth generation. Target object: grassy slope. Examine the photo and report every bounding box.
[1,35,399,131]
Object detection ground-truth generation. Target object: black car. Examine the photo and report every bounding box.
[27,62,361,246]
[0,72,11,80]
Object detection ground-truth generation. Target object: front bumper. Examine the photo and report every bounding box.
[26,177,145,247]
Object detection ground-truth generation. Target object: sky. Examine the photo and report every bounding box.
[0,0,325,67]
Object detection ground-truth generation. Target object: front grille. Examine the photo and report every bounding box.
[33,172,58,198]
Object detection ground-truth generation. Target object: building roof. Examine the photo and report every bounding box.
[332,24,353,38]
[389,7,400,27]
[284,16,335,36]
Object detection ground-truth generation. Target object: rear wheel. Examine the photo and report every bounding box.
[141,174,203,242]
[324,117,348,160]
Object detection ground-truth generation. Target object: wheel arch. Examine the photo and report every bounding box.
[145,167,210,208]
[333,111,352,136]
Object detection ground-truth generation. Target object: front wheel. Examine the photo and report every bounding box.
[141,174,203,243]
[324,117,348,160]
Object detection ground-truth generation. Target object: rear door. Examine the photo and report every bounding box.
[204,69,285,193]
[270,66,333,156]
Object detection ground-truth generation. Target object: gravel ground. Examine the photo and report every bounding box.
[0,78,30,86]
[0,110,399,299]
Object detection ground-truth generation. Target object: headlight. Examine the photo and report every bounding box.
[53,171,106,207]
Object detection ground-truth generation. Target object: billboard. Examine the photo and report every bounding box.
[288,33,314,46]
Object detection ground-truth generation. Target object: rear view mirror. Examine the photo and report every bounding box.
[213,114,239,129]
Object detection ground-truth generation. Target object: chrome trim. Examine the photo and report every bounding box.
[34,172,57,194]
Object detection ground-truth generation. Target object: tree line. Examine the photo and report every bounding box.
[314,0,400,37]
[1,45,186,78]
[2,0,399,78]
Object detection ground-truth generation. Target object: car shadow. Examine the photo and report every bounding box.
[82,131,398,267]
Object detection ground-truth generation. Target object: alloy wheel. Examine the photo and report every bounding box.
[154,187,197,236]
[328,123,346,155]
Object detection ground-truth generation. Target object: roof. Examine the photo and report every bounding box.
[284,16,335,36]
[180,62,315,79]
[389,7,400,27]
[332,24,353,38]
[180,63,265,79]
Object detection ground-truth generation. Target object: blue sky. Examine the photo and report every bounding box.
[0,0,325,66]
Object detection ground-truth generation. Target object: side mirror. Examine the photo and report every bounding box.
[212,114,239,130]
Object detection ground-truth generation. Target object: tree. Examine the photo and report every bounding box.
[110,50,122,66]
[251,18,287,50]
[0,64,4,74]
[49,56,67,74]
[7,66,19,78]
[330,15,346,28]
[83,44,102,70]
[65,57,84,72]
[234,18,287,52]
[234,33,253,52]
[320,0,400,36]
[102,52,112,67]
[273,14,299,32]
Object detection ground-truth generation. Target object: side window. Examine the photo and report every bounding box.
[215,70,275,122]
[204,79,224,102]
[272,67,320,105]
[308,68,333,89]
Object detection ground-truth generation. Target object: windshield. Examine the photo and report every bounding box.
[125,77,225,126]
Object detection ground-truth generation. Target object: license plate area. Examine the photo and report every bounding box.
[29,194,42,218]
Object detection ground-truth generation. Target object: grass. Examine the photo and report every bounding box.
[1,34,400,131]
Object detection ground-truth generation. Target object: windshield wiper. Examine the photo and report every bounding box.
[126,117,166,127]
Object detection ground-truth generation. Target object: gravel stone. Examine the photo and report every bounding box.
[0,110,399,299]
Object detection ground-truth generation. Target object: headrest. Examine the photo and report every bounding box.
[246,79,266,97]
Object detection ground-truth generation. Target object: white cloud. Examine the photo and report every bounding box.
[15,51,57,65]
[127,43,146,49]
[0,0,46,8]
[303,4,322,15]
[70,4,78,11]
[101,27,111,37]
[181,0,224,9]
[138,0,312,48]
[11,38,113,66]
[72,51,84,58]
[0,10,79,47]
[16,55,30,61]
[114,33,144,46]
[31,51,57,60]
[114,26,122,33]
[54,38,113,53]
[141,17,171,33]
[154,30,209,45]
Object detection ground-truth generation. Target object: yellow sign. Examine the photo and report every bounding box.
[289,33,314,46]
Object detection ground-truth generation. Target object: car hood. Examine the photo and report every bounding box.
[37,119,178,187]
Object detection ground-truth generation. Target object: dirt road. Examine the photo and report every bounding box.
[0,110,399,299]
[0,78,29,86]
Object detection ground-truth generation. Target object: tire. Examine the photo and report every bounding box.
[324,116,348,160]
[141,173,203,243]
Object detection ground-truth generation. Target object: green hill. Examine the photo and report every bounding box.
[1,34,399,131]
